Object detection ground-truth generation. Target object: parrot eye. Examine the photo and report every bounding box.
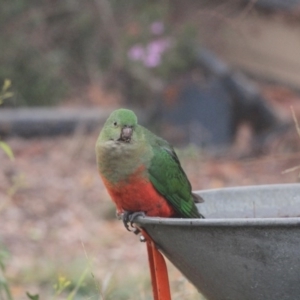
[113,121,118,127]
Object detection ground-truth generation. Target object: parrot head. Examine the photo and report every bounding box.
[98,109,139,144]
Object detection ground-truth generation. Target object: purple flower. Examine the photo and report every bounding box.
[147,38,171,56]
[127,45,145,61]
[150,21,164,35]
[142,38,172,68]
[143,53,161,68]
[127,37,172,68]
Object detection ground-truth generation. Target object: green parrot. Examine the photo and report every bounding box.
[96,108,204,229]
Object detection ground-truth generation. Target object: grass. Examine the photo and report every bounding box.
[0,237,205,300]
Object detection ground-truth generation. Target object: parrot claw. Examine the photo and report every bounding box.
[122,211,146,233]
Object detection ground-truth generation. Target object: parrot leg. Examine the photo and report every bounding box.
[122,211,145,233]
[116,211,122,220]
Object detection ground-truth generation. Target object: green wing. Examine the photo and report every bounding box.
[148,137,201,218]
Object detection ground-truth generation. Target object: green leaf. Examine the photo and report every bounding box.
[26,292,40,300]
[0,141,14,161]
[0,79,13,103]
[1,92,14,100]
[3,79,12,92]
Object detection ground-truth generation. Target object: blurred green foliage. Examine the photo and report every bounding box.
[0,79,14,105]
[0,243,13,300]
[0,80,14,160]
[0,1,198,107]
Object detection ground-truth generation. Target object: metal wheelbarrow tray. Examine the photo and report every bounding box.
[135,184,300,300]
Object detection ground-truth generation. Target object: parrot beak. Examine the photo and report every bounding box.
[119,126,133,142]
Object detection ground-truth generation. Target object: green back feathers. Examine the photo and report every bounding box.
[141,126,201,218]
[147,134,201,218]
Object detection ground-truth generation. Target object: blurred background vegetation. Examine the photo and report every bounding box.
[2,0,300,109]
[1,0,198,108]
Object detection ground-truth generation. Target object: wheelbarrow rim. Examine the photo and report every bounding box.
[135,183,300,227]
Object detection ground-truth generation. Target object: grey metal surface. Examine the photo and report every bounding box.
[135,184,300,300]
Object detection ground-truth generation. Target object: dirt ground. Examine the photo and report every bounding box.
[1,106,300,299]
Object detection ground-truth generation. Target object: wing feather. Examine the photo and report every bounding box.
[147,137,201,218]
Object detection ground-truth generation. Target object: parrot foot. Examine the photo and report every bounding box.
[122,211,145,233]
